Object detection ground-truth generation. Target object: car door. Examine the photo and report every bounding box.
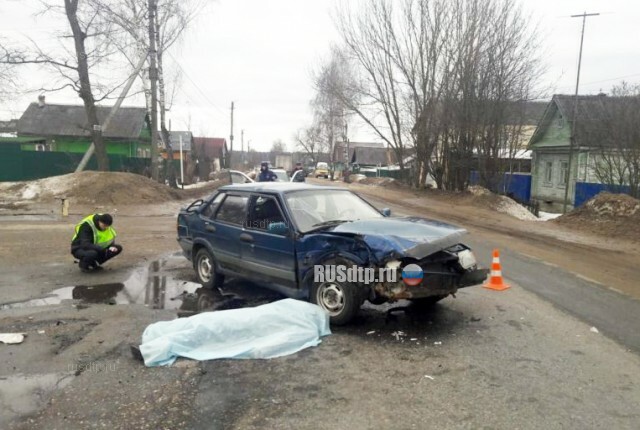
[208,193,248,275]
[241,194,297,290]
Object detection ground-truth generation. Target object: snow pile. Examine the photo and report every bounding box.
[583,192,639,217]
[494,197,539,221]
[0,172,181,205]
[555,192,640,241]
[358,176,396,187]
[467,185,538,221]
[468,185,493,197]
[537,211,562,221]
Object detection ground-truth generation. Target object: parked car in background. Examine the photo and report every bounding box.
[177,183,488,324]
[291,169,305,182]
[314,162,330,178]
[272,168,291,182]
[229,170,254,184]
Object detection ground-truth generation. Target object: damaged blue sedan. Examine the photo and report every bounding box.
[177,183,487,325]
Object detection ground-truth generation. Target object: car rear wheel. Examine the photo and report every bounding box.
[194,248,225,289]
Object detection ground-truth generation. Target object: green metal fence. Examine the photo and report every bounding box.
[0,144,150,181]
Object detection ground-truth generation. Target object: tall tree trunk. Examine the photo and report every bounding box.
[65,0,109,171]
[155,13,177,188]
[148,0,160,180]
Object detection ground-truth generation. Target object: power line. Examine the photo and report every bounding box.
[564,11,600,214]
[554,72,640,92]
[166,51,227,117]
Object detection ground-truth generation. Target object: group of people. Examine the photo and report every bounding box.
[71,162,308,273]
[257,161,306,182]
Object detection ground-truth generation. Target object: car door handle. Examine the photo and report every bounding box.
[205,224,216,232]
[239,233,254,243]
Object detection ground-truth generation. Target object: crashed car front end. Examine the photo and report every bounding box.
[329,217,488,303]
[373,244,488,301]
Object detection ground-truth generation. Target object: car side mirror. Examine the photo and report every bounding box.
[268,221,290,236]
[381,208,391,217]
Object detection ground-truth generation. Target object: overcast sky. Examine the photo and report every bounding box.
[1,0,639,152]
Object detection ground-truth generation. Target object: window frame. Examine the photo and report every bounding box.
[543,161,554,185]
[214,193,249,226]
[201,192,226,219]
[245,194,288,235]
[559,160,569,187]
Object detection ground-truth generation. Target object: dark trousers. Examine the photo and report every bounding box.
[72,244,123,269]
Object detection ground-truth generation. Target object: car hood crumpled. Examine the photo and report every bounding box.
[329,217,467,261]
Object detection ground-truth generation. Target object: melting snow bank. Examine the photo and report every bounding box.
[139,299,331,366]
[537,211,562,221]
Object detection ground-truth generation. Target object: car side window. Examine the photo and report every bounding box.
[247,195,286,233]
[215,195,248,225]
[201,193,225,219]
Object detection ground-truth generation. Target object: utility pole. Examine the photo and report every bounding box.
[75,54,147,172]
[229,101,234,169]
[563,11,599,214]
[241,129,244,167]
[148,0,160,181]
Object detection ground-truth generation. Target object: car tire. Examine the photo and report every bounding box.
[196,287,225,312]
[310,258,364,325]
[194,248,225,289]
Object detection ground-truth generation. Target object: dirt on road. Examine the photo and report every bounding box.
[316,178,640,300]
[1,173,639,429]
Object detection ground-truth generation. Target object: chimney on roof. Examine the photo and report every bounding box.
[37,94,46,107]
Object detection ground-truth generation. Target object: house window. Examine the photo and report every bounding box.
[559,161,569,186]
[555,115,564,128]
[544,161,553,184]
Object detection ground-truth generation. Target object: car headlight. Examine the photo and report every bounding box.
[457,249,477,270]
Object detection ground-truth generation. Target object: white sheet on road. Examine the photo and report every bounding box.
[140,299,331,367]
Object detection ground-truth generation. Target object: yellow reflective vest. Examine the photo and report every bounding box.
[72,214,117,249]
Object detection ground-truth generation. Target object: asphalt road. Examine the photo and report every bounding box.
[2,188,639,429]
[367,195,640,355]
[186,196,640,429]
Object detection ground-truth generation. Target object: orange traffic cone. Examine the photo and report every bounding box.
[483,249,510,291]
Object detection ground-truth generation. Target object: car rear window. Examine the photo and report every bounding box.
[216,195,248,225]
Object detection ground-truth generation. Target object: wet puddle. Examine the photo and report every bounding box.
[0,254,203,312]
[0,372,74,427]
[0,254,278,314]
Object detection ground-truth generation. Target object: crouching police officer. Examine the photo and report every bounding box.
[71,213,122,272]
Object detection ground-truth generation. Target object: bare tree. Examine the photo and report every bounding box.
[293,125,326,163]
[96,0,204,184]
[334,0,543,190]
[311,46,356,179]
[593,82,640,198]
[270,139,287,153]
[0,0,129,170]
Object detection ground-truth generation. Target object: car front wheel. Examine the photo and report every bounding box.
[194,248,225,289]
[310,259,363,325]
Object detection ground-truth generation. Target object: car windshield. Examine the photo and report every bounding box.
[273,170,290,182]
[286,189,383,233]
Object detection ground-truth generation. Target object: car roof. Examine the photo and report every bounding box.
[218,182,345,194]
